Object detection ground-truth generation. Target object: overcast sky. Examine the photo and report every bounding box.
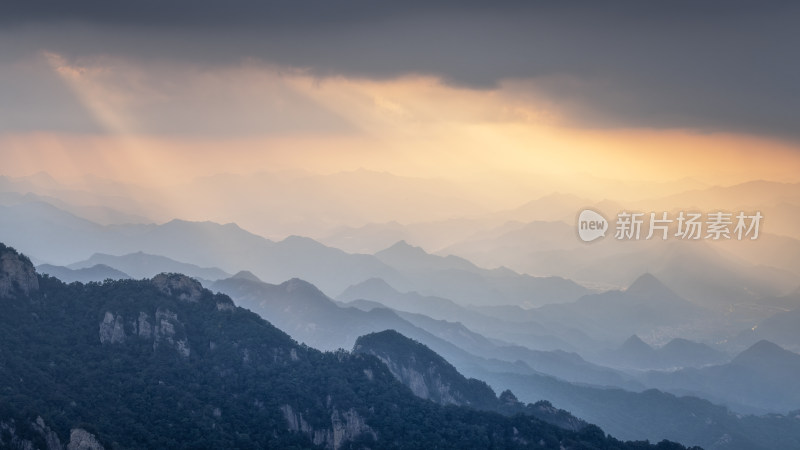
[3,0,799,138]
[1,0,799,199]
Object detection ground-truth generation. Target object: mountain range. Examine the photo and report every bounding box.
[0,242,689,450]
[213,271,643,390]
[477,273,713,345]
[732,304,800,353]
[353,329,589,431]
[68,252,232,283]
[600,335,729,371]
[2,172,800,449]
[36,263,131,284]
[0,201,589,306]
[642,340,800,414]
[337,277,581,352]
[209,267,800,449]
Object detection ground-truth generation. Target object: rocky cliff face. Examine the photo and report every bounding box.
[153,307,191,357]
[369,353,461,405]
[99,307,190,357]
[96,274,209,356]
[354,330,497,409]
[280,404,376,450]
[0,417,104,450]
[65,429,104,450]
[353,330,591,433]
[0,244,39,299]
[98,312,127,344]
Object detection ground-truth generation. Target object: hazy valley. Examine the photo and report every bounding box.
[1,171,799,449]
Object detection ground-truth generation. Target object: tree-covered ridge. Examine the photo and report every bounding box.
[0,243,696,449]
[354,330,589,431]
[355,329,499,409]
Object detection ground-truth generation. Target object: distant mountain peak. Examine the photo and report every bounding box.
[69,252,231,282]
[733,340,798,366]
[657,338,728,366]
[231,270,262,282]
[161,218,249,234]
[162,218,193,226]
[379,240,426,256]
[340,277,399,299]
[125,251,157,259]
[87,263,117,271]
[624,334,646,344]
[361,277,394,289]
[374,240,483,275]
[37,263,131,284]
[620,334,653,352]
[626,273,674,298]
[282,277,327,298]
[663,337,692,346]
[282,235,319,244]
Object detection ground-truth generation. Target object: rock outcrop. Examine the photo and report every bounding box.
[370,352,460,404]
[66,429,104,450]
[95,273,200,357]
[353,330,496,408]
[281,404,376,450]
[0,244,39,299]
[135,311,153,338]
[99,312,126,344]
[33,416,63,450]
[153,307,191,357]
[151,273,203,302]
[98,307,190,357]
[0,417,104,450]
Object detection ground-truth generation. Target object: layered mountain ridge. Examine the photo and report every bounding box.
[0,242,687,450]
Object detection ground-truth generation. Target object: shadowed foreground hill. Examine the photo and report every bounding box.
[0,242,691,450]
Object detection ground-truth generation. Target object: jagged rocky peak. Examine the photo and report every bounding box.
[0,243,39,299]
[151,272,203,302]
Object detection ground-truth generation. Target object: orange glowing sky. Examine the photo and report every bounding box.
[0,2,798,296]
[1,55,799,199]
[2,0,799,214]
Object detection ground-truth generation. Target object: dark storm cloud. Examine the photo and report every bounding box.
[2,0,799,138]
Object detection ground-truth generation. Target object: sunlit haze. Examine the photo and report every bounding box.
[2,3,800,449]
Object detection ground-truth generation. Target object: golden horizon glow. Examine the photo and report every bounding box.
[1,54,799,206]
